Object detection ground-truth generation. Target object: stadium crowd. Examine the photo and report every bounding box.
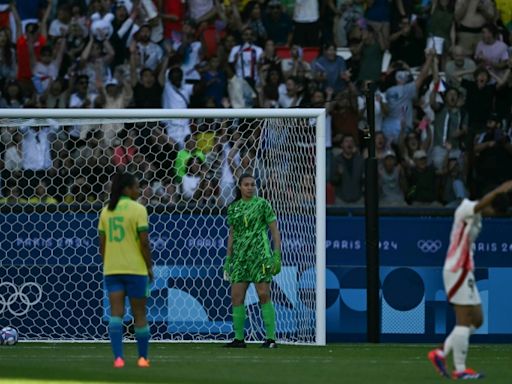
[0,0,511,207]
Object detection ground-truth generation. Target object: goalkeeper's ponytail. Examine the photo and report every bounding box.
[108,171,137,211]
[233,173,254,203]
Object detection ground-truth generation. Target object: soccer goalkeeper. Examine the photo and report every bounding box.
[224,173,282,348]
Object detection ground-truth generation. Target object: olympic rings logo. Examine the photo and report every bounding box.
[417,240,443,253]
[0,282,43,316]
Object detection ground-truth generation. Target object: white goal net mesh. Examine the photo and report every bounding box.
[0,111,322,344]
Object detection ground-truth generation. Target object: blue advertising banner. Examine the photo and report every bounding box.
[1,213,511,342]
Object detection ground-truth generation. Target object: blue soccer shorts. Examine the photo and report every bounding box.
[104,274,149,299]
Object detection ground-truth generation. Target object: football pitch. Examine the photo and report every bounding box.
[1,344,512,383]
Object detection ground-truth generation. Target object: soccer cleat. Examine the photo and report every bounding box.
[452,368,485,380]
[223,339,247,348]
[427,348,449,378]
[137,357,150,368]
[113,357,125,368]
[261,339,277,349]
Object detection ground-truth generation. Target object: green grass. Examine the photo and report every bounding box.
[0,343,511,384]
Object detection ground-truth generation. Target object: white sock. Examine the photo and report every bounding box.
[443,329,455,356]
[469,325,476,335]
[452,326,471,372]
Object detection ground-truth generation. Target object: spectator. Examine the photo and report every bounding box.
[19,120,59,198]
[459,67,508,143]
[79,36,115,92]
[134,24,163,72]
[226,63,257,108]
[69,74,96,108]
[473,113,512,196]
[201,55,227,107]
[475,23,510,78]
[228,26,263,87]
[281,44,311,80]
[365,0,392,47]
[353,25,385,82]
[180,156,203,201]
[389,16,425,68]
[159,0,185,40]
[406,149,439,205]
[174,19,203,82]
[445,45,477,88]
[382,52,434,143]
[242,1,267,47]
[331,134,365,205]
[259,39,281,81]
[98,75,133,145]
[162,66,195,147]
[262,0,293,46]
[292,0,320,47]
[110,0,139,68]
[429,83,468,171]
[188,0,217,25]
[0,28,16,83]
[30,39,66,95]
[175,134,206,183]
[41,77,70,108]
[278,77,303,108]
[113,130,137,168]
[363,131,389,160]
[48,3,71,40]
[330,89,360,146]
[427,0,455,61]
[379,150,406,206]
[3,131,23,172]
[312,43,349,93]
[259,67,283,108]
[14,15,49,93]
[399,127,431,169]
[455,0,496,55]
[0,79,25,108]
[440,148,468,206]
[333,0,365,48]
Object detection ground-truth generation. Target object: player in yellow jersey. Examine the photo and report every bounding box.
[98,172,153,369]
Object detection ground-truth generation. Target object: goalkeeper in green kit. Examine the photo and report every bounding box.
[223,173,282,348]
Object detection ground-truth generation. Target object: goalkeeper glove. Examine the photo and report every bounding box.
[271,250,281,275]
[223,256,232,281]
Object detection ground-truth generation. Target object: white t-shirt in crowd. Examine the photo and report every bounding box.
[49,19,69,37]
[293,0,319,23]
[179,41,202,81]
[181,175,201,199]
[20,121,59,171]
[188,0,214,22]
[228,43,263,81]
[444,199,482,272]
[162,76,194,147]
[137,42,163,71]
[32,62,59,94]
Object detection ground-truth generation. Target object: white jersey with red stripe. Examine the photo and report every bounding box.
[443,199,482,272]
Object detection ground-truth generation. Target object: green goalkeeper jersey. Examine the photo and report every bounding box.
[227,196,277,283]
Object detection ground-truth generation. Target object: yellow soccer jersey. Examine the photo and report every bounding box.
[98,196,149,276]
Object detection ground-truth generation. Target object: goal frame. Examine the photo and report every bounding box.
[0,108,326,346]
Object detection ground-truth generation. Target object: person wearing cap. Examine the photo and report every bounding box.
[473,113,512,196]
[379,150,407,206]
[406,149,439,205]
[382,50,435,144]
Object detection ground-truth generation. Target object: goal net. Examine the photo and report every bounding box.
[0,109,326,345]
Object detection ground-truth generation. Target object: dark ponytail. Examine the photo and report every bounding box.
[108,172,137,211]
[233,173,254,203]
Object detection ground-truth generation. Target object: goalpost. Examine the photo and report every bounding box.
[0,108,326,346]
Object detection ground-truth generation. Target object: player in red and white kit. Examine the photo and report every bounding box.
[428,180,512,380]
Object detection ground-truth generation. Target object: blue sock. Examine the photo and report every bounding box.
[135,325,150,359]
[108,317,123,359]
